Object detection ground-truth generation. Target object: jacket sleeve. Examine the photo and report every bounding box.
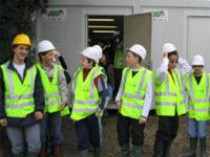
[0,68,5,119]
[34,69,45,112]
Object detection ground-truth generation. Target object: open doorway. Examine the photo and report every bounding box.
[87,15,124,108]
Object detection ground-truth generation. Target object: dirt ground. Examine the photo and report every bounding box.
[1,111,210,157]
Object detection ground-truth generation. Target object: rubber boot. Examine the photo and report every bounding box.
[79,149,89,157]
[39,148,47,157]
[121,144,129,157]
[93,147,101,157]
[153,139,164,157]
[13,153,24,157]
[183,137,197,157]
[26,152,38,157]
[133,145,142,157]
[163,141,172,157]
[53,145,61,157]
[200,138,207,157]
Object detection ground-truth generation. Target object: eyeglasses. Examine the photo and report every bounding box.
[192,65,203,68]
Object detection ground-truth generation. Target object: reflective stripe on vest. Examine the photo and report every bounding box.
[1,63,36,118]
[186,72,210,121]
[70,66,102,121]
[37,64,62,113]
[120,67,151,119]
[155,69,186,116]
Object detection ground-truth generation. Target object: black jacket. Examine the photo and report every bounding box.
[0,59,45,127]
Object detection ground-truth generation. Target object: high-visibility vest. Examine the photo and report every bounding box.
[37,64,63,113]
[96,64,108,82]
[70,66,102,121]
[154,68,186,116]
[1,62,36,118]
[185,72,210,121]
[120,67,152,119]
[114,50,123,69]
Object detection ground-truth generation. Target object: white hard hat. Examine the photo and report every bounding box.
[81,47,100,63]
[128,44,147,60]
[93,45,103,59]
[191,55,205,66]
[162,43,177,54]
[37,40,55,53]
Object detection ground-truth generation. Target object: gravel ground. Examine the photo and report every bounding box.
[1,111,210,157]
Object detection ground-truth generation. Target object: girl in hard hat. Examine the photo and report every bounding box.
[0,33,45,157]
[36,40,69,157]
[70,46,109,157]
[184,55,209,157]
[115,44,153,156]
[153,43,191,157]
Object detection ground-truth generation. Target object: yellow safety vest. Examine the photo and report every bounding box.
[37,64,65,113]
[154,68,186,116]
[70,66,102,121]
[120,67,152,119]
[185,72,210,121]
[1,62,36,118]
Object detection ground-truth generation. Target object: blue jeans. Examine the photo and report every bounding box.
[188,118,208,138]
[40,112,63,148]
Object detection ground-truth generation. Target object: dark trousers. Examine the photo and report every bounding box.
[74,114,102,151]
[117,114,145,146]
[155,116,179,142]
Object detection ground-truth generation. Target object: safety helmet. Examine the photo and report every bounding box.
[162,43,177,54]
[37,40,55,54]
[128,44,147,60]
[12,33,31,46]
[81,47,99,63]
[93,45,103,59]
[191,55,205,66]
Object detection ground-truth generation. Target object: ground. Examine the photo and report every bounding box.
[0,112,210,157]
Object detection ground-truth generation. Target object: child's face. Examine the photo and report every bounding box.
[192,65,203,75]
[80,55,92,69]
[41,50,55,66]
[168,54,178,70]
[125,51,139,67]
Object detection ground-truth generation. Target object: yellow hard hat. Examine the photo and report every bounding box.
[12,33,31,46]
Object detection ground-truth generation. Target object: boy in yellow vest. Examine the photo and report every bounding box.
[70,46,109,157]
[184,55,209,157]
[153,43,191,157]
[0,33,45,157]
[36,40,69,157]
[115,44,153,157]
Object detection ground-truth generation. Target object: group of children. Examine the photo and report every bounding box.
[0,33,209,157]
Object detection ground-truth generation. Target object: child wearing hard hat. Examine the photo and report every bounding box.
[70,46,109,157]
[36,40,69,157]
[0,33,45,157]
[115,44,153,156]
[153,43,191,157]
[184,55,209,157]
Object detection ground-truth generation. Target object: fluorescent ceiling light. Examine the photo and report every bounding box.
[89,25,117,29]
[92,30,116,33]
[88,18,115,22]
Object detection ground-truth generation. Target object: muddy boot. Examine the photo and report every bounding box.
[163,141,171,157]
[153,139,164,157]
[13,153,24,157]
[79,150,89,157]
[53,145,61,157]
[39,148,47,157]
[183,137,197,157]
[121,144,129,157]
[26,152,38,157]
[133,145,142,157]
[93,147,101,157]
[200,138,207,157]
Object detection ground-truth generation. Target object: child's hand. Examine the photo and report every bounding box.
[139,117,147,124]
